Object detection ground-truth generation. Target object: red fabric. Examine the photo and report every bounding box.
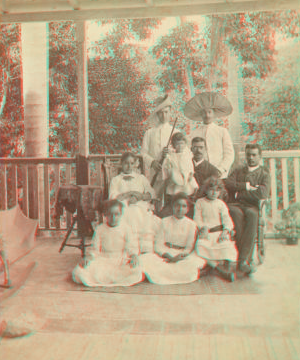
[0,205,38,265]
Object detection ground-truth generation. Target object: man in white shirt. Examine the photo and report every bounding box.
[184,92,235,179]
[142,94,180,196]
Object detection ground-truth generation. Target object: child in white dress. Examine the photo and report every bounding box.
[72,200,143,287]
[141,193,206,285]
[109,152,161,254]
[159,133,198,218]
[194,177,238,281]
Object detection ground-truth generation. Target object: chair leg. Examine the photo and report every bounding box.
[0,251,12,288]
[59,216,77,253]
[79,237,86,258]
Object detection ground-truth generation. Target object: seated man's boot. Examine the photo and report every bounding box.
[237,260,257,277]
[215,263,236,282]
[199,264,213,278]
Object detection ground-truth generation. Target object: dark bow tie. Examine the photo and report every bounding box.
[122,175,135,181]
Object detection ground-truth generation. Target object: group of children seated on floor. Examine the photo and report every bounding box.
[72,136,239,287]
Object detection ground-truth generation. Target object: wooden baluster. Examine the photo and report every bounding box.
[22,165,29,216]
[27,164,39,220]
[54,164,60,229]
[95,161,102,187]
[38,164,46,228]
[44,164,50,229]
[269,158,277,224]
[65,164,72,229]
[281,158,289,209]
[0,164,7,210]
[10,164,17,207]
[294,158,300,203]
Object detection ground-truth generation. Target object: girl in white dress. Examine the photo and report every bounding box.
[109,152,161,254]
[159,133,198,218]
[163,132,198,197]
[141,193,206,285]
[72,200,143,287]
[194,177,238,281]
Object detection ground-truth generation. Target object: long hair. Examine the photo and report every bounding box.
[203,176,227,199]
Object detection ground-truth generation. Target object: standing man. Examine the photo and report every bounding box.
[184,92,235,179]
[225,144,270,276]
[142,94,180,197]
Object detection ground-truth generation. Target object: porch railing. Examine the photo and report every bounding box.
[0,150,299,234]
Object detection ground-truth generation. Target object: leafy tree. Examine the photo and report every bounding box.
[48,21,79,157]
[88,18,161,154]
[0,24,23,157]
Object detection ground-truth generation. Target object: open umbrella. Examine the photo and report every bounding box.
[184,92,233,122]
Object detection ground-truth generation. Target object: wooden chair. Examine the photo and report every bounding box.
[254,198,270,265]
[0,251,11,288]
[102,155,145,200]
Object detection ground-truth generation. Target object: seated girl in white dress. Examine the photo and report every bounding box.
[159,132,198,218]
[194,177,238,281]
[141,193,206,285]
[72,200,143,287]
[109,152,161,254]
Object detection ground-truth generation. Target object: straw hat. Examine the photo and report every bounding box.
[153,94,172,114]
[184,92,233,121]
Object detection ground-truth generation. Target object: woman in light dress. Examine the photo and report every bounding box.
[141,193,206,285]
[194,177,238,281]
[109,152,161,254]
[72,200,143,287]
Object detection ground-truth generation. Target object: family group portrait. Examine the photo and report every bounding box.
[0,1,299,359]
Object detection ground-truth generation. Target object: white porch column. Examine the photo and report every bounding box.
[75,20,89,185]
[21,23,49,221]
[76,20,89,157]
[227,49,244,166]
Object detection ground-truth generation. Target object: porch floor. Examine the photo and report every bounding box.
[0,234,299,360]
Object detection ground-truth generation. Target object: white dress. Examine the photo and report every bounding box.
[194,198,238,261]
[109,172,161,253]
[72,222,143,287]
[140,216,206,285]
[190,123,234,178]
[163,148,198,196]
[142,122,180,195]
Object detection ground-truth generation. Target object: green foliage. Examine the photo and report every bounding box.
[88,19,161,154]
[275,202,300,238]
[49,22,79,156]
[0,24,23,157]
[151,21,207,94]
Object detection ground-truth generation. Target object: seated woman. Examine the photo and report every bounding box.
[194,177,238,281]
[72,199,143,287]
[159,132,198,218]
[109,152,161,254]
[141,193,206,285]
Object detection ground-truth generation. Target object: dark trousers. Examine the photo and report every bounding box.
[228,203,259,263]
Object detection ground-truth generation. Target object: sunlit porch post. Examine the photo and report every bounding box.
[21,22,49,221]
[75,20,90,185]
[227,50,244,165]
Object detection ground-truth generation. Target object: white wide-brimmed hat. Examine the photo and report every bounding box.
[153,94,172,114]
[184,92,233,121]
[147,94,172,127]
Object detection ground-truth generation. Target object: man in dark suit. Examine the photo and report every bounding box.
[225,144,271,276]
[191,137,220,198]
[186,137,220,219]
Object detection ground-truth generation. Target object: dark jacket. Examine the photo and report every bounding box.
[193,159,220,198]
[225,165,271,207]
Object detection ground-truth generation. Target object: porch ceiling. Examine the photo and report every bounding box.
[0,0,299,22]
